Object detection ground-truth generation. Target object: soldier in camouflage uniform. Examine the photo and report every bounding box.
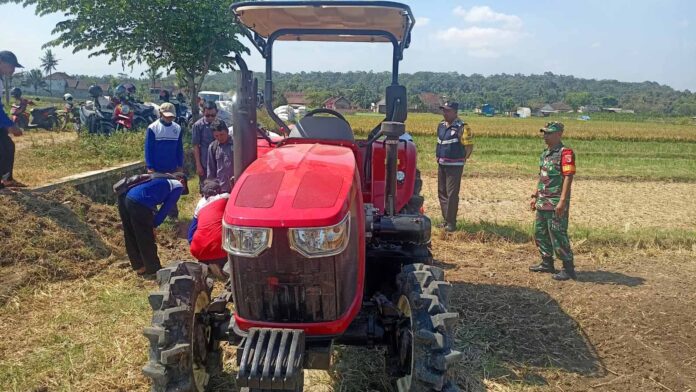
[529,122,577,281]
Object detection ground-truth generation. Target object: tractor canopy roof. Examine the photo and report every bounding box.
[231,1,414,49]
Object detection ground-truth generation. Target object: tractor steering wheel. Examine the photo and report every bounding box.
[303,108,348,123]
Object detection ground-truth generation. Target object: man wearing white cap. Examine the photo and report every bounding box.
[144,102,184,218]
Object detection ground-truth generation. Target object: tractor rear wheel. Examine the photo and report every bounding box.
[143,261,221,392]
[401,169,424,215]
[394,263,462,392]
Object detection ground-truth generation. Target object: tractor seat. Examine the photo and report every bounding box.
[290,116,355,142]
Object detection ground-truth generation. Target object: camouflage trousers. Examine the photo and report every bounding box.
[534,209,574,264]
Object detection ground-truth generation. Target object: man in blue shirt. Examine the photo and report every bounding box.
[0,50,23,190]
[117,174,186,276]
[144,102,184,218]
[145,102,184,173]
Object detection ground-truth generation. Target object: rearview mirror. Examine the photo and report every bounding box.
[385,85,407,123]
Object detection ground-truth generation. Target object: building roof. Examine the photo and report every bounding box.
[551,102,572,111]
[418,92,442,108]
[323,96,350,106]
[45,72,71,80]
[284,91,308,105]
[540,104,556,112]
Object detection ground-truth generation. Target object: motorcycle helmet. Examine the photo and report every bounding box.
[88,84,103,98]
[124,83,136,95]
[114,84,127,99]
[10,87,22,99]
[159,89,170,102]
[63,93,74,102]
[176,92,186,103]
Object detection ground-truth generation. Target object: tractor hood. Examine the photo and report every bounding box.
[224,143,356,228]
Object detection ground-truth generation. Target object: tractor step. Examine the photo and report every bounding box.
[236,328,305,390]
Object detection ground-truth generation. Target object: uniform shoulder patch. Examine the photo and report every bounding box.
[561,148,576,175]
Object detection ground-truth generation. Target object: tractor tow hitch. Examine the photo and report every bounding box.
[236,328,305,390]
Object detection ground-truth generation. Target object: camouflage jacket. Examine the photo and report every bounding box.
[535,143,576,211]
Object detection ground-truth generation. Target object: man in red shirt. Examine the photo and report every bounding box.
[188,180,229,278]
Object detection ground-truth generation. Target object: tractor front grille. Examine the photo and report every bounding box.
[230,227,358,324]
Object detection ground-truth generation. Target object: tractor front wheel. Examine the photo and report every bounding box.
[394,263,462,392]
[143,261,221,392]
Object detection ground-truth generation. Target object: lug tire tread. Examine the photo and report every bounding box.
[396,263,463,392]
[143,261,217,392]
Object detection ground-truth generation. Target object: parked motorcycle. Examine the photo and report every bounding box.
[79,85,115,135]
[57,93,82,132]
[9,88,58,131]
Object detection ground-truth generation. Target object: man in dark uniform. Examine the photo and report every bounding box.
[529,122,577,281]
[436,101,474,232]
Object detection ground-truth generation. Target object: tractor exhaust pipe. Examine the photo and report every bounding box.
[233,55,258,182]
[381,121,405,216]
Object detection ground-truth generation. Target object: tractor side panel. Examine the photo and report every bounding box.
[370,140,417,212]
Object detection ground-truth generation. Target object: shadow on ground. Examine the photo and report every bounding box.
[576,270,645,287]
[447,281,604,391]
[205,280,605,392]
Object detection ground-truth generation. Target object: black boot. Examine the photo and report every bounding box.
[552,260,577,281]
[529,258,555,273]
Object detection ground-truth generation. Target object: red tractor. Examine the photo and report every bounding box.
[143,2,461,391]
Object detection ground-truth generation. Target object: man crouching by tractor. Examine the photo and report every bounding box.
[187,179,229,279]
[117,172,187,278]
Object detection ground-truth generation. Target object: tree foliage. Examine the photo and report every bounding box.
[4,0,248,114]
[22,69,46,94]
[39,49,59,95]
[196,70,696,115]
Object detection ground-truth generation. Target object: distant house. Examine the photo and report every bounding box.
[551,102,573,112]
[516,107,531,118]
[539,104,556,115]
[375,98,387,114]
[284,92,309,106]
[323,96,352,112]
[44,72,71,95]
[418,92,442,113]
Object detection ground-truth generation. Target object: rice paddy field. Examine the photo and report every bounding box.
[1,113,695,391]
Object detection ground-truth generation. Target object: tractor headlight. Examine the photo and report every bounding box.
[222,223,272,257]
[289,215,350,258]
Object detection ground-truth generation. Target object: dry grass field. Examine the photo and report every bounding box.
[1,114,696,391]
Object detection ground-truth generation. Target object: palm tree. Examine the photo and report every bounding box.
[25,69,46,94]
[144,67,162,89]
[40,49,59,96]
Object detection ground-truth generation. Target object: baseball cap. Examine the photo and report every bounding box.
[439,101,459,111]
[159,102,176,118]
[540,121,564,133]
[0,51,23,68]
